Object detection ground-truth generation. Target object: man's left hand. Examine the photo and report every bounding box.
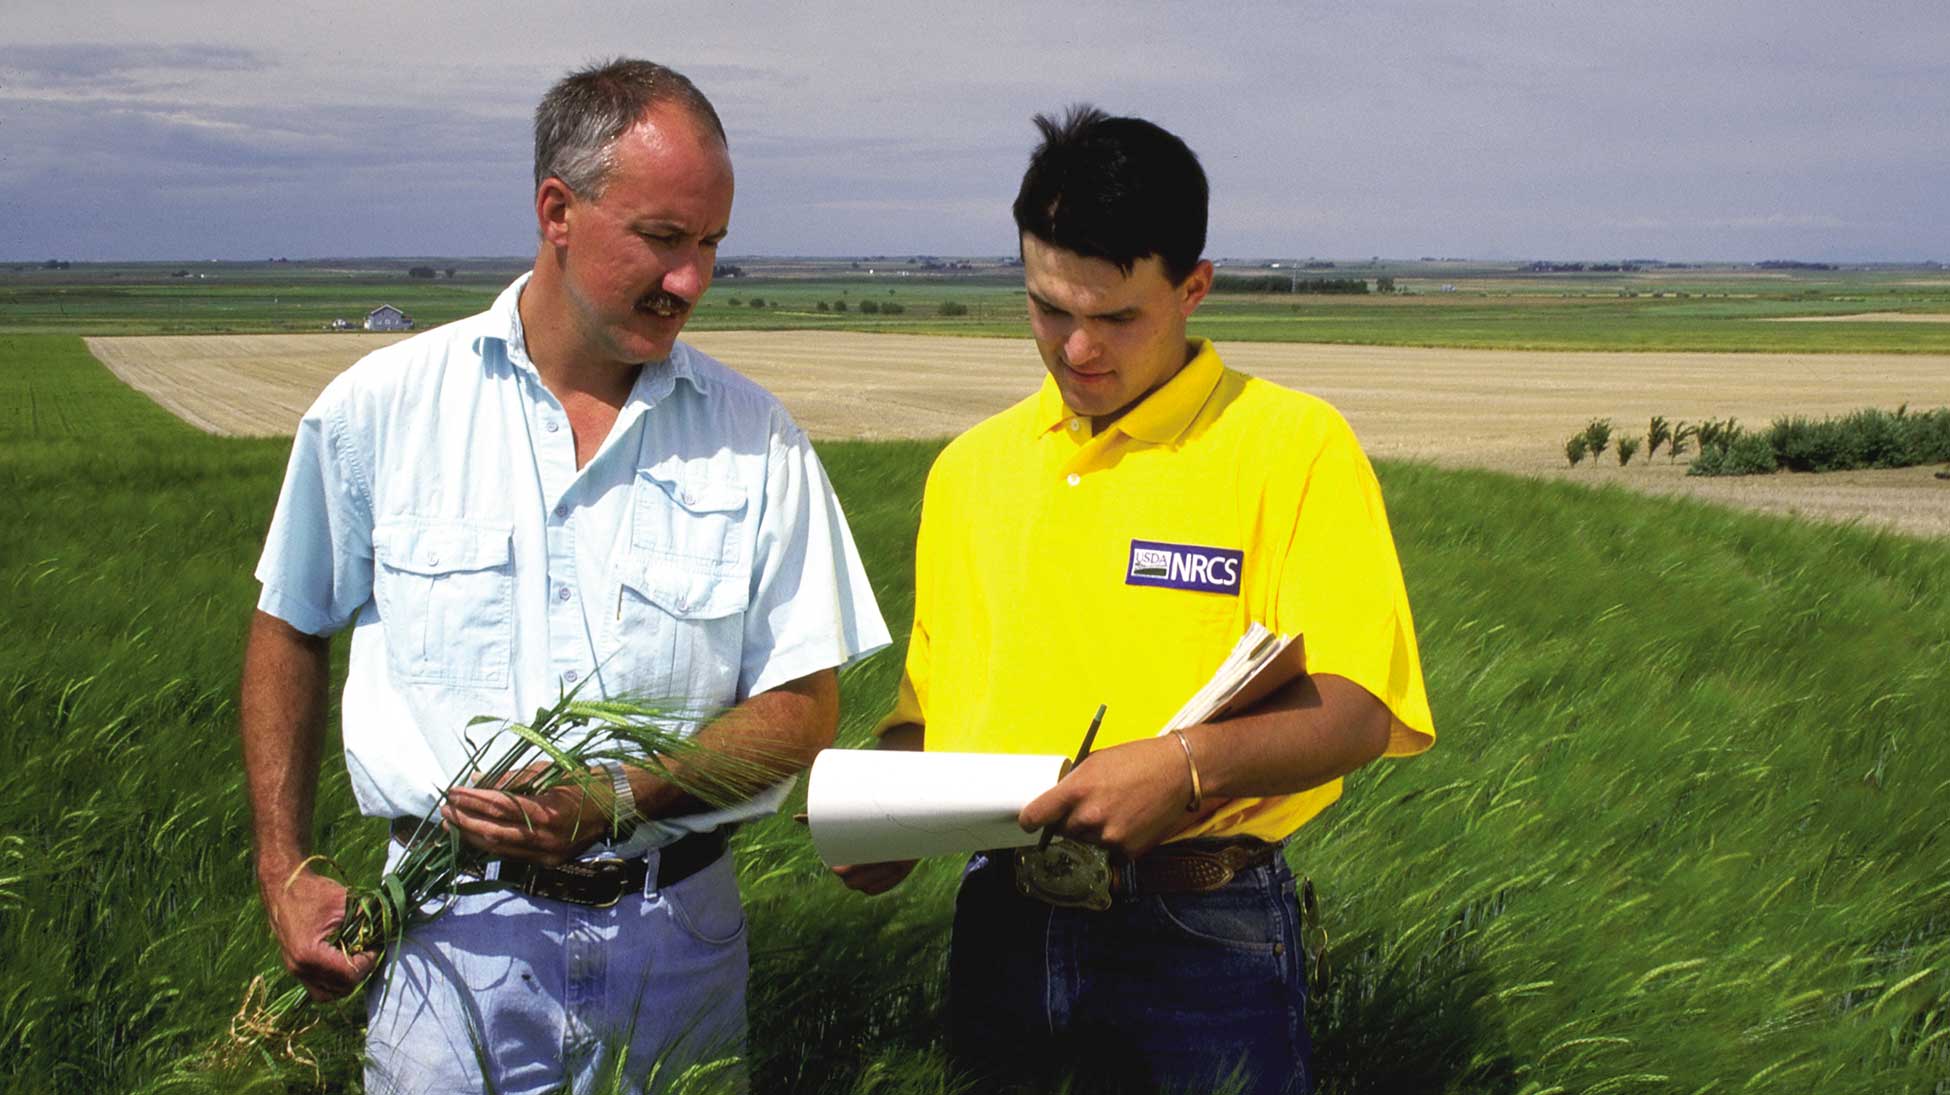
[1017,736,1192,859]
[442,768,610,866]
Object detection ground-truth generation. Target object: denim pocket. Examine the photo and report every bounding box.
[662,855,747,947]
[371,518,514,688]
[1149,877,1283,954]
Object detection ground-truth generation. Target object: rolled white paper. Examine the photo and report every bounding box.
[807,749,1070,867]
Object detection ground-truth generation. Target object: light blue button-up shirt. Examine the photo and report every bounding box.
[255,275,890,848]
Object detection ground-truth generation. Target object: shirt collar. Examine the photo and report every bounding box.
[481,272,709,401]
[1034,338,1224,445]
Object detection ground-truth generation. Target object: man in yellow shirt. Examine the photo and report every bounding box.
[835,107,1435,1093]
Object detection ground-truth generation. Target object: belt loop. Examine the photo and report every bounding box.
[641,846,661,898]
[485,859,502,882]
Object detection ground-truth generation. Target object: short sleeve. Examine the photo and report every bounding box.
[1270,418,1434,755]
[739,417,892,699]
[253,386,375,637]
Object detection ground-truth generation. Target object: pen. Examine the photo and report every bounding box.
[1037,703,1106,852]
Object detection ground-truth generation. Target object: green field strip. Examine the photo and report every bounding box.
[2,337,1948,1092]
[8,270,1950,352]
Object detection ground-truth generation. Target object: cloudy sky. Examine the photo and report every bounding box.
[4,1,1946,263]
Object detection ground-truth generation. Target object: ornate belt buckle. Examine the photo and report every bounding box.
[1012,838,1113,911]
[523,859,628,908]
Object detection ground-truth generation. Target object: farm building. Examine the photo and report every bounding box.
[363,305,413,331]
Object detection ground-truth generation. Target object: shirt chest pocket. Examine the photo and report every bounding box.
[612,471,752,705]
[372,519,514,689]
[630,469,751,574]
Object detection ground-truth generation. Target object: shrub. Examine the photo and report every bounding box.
[1581,419,1613,464]
[858,299,880,315]
[1617,435,1641,466]
[1565,434,1588,467]
[938,300,969,317]
[1647,416,1670,460]
[833,300,847,313]
[1695,417,1739,451]
[1669,422,1696,462]
[816,301,829,313]
[881,301,905,315]
[726,297,741,306]
[749,298,766,309]
[1689,431,1778,477]
[1768,406,1950,472]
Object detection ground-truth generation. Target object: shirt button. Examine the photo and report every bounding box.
[558,587,572,602]
[426,553,439,566]
[546,420,560,433]
[553,503,569,519]
[563,669,579,683]
[1066,473,1081,487]
[1067,418,1082,432]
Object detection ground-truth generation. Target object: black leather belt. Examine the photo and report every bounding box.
[494,829,728,907]
[390,820,728,908]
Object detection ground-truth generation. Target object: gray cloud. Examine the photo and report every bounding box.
[4,1,1947,262]
[0,41,263,93]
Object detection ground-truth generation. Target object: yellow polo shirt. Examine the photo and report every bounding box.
[881,340,1434,843]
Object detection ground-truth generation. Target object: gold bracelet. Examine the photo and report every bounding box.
[1169,729,1202,813]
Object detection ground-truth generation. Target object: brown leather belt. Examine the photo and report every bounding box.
[1007,837,1280,906]
[1112,838,1280,896]
[389,819,727,908]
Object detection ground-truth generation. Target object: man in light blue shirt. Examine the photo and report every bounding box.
[241,59,889,1093]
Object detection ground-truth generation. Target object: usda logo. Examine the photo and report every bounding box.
[1126,539,1243,595]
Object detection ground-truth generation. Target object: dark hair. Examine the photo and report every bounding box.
[533,58,726,198]
[1012,105,1208,285]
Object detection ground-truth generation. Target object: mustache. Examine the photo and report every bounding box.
[638,291,690,316]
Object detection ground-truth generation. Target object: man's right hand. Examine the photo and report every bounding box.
[832,859,919,895]
[263,865,378,1001]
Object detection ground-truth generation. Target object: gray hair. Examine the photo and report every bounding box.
[533,58,727,199]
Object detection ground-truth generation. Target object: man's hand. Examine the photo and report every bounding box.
[442,767,611,866]
[829,721,924,895]
[263,865,378,1001]
[1017,735,1193,859]
[243,611,373,999]
[1016,675,1393,859]
[832,859,920,895]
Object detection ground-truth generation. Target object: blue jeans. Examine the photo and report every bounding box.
[364,847,748,1095]
[948,847,1311,1094]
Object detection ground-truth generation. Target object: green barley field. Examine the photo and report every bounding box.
[2,309,1948,1093]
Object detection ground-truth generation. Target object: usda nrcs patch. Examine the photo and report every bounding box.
[1127,539,1243,595]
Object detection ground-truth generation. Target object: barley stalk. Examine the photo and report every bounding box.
[217,682,787,1065]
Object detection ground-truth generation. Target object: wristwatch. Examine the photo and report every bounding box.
[597,760,639,843]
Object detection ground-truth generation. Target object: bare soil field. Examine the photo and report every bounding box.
[87,331,1950,537]
[86,333,415,436]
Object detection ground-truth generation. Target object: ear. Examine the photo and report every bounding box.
[535,177,577,248]
[1177,259,1215,318]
